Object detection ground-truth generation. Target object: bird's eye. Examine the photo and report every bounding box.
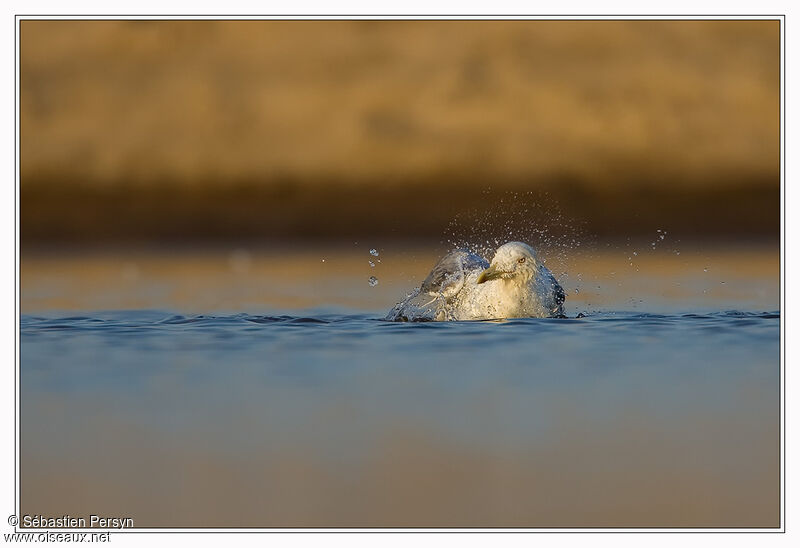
[518,257,526,264]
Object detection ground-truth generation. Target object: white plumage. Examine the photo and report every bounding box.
[386,242,565,321]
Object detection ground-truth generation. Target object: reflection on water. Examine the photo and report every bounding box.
[21,244,779,315]
[20,245,780,527]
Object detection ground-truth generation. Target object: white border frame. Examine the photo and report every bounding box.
[10,13,786,535]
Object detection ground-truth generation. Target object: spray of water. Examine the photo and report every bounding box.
[442,189,589,284]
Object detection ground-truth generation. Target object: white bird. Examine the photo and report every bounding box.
[386,241,566,321]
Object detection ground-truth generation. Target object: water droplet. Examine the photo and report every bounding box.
[228,249,252,274]
[321,258,326,263]
[121,262,139,281]
[703,268,708,272]
[368,260,375,267]
[369,249,379,257]
[574,288,579,294]
[368,276,379,287]
[633,251,638,256]
[657,229,661,232]
[659,235,665,240]
[720,281,725,284]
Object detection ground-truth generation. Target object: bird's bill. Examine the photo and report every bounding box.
[477,265,503,284]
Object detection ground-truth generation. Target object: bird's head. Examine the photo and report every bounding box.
[477,242,539,284]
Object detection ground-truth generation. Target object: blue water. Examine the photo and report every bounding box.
[20,310,780,527]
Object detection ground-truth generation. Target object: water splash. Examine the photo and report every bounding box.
[442,189,586,277]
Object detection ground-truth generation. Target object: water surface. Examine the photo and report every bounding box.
[20,246,781,527]
[21,309,779,527]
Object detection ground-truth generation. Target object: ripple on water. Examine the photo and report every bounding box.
[20,309,780,338]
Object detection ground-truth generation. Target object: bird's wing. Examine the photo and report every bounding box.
[420,249,489,299]
[550,271,565,307]
[537,265,566,316]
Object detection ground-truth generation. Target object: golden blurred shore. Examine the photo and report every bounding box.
[20,20,780,243]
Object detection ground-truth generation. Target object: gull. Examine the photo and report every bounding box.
[386,241,566,321]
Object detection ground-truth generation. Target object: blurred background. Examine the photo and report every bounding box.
[20,19,780,314]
